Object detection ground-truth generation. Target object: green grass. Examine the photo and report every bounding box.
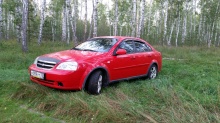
[0,40,220,122]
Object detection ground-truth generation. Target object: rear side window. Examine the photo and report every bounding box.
[134,41,152,52]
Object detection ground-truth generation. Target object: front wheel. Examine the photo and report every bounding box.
[87,71,103,95]
[147,64,158,79]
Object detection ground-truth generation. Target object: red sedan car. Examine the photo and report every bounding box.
[29,36,162,95]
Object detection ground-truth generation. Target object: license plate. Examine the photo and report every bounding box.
[31,70,44,79]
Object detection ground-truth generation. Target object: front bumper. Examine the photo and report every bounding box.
[29,64,85,90]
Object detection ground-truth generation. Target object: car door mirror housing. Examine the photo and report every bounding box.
[116,49,127,55]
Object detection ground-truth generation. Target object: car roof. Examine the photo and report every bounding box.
[92,36,143,41]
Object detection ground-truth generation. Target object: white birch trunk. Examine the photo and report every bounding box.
[156,20,159,41]
[189,2,193,39]
[211,1,219,46]
[109,23,112,36]
[137,0,145,38]
[147,0,153,36]
[202,16,206,42]
[84,0,88,41]
[175,15,180,47]
[181,15,187,44]
[218,35,220,47]
[0,0,2,40]
[67,0,77,45]
[15,4,22,43]
[215,23,219,46]
[131,0,136,37]
[6,13,10,40]
[93,0,98,37]
[120,27,122,36]
[125,25,128,36]
[207,23,215,48]
[51,21,55,42]
[198,14,202,38]
[66,6,70,44]
[182,2,188,44]
[74,0,78,33]
[88,12,93,39]
[214,31,217,46]
[37,0,46,44]
[163,0,168,44]
[11,15,15,35]
[168,20,175,46]
[21,0,28,52]
[207,24,211,48]
[193,0,196,32]
[210,22,215,41]
[114,0,118,36]
[62,5,67,42]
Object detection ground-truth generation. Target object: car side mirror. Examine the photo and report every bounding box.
[116,49,127,55]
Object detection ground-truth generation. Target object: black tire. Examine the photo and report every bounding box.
[147,64,158,79]
[87,71,103,95]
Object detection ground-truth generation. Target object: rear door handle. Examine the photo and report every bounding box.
[147,55,152,57]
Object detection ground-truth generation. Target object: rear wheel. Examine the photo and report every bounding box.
[147,64,158,79]
[87,71,103,95]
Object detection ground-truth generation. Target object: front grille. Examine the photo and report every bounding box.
[37,60,57,69]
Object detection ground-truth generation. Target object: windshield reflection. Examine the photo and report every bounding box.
[74,38,117,52]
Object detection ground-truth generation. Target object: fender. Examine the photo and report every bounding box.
[81,66,110,89]
[146,60,159,74]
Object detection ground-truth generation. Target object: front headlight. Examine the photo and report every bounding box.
[56,62,78,71]
[34,57,39,64]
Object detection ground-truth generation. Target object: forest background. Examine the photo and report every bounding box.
[0,0,219,52]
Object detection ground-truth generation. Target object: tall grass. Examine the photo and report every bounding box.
[0,40,220,122]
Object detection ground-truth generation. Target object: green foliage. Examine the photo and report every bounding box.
[1,0,220,47]
[0,40,220,122]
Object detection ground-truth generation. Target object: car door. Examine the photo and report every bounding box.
[132,41,153,75]
[109,40,140,81]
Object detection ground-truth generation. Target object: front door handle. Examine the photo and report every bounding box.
[131,56,135,59]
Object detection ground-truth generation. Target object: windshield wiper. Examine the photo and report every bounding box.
[82,49,97,52]
[72,48,97,52]
[72,47,82,50]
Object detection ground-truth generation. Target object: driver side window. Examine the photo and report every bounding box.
[119,40,134,54]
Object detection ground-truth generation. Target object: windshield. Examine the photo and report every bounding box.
[74,38,117,52]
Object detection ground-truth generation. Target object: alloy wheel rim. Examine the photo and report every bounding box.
[150,67,157,79]
[97,75,103,93]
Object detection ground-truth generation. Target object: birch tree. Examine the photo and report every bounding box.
[168,20,175,45]
[175,14,180,47]
[15,2,22,43]
[66,2,70,44]
[62,3,67,42]
[163,0,168,45]
[21,0,29,52]
[88,12,93,39]
[131,0,136,37]
[147,0,153,36]
[38,0,46,45]
[114,0,118,36]
[6,12,11,40]
[93,0,98,37]
[73,0,78,42]
[84,0,87,41]
[181,2,188,44]
[0,0,3,40]
[137,0,145,38]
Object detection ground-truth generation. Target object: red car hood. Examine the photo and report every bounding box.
[42,50,105,62]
